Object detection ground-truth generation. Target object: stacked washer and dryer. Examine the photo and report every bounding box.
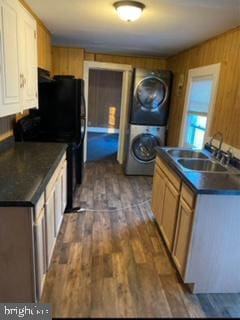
[125,68,172,175]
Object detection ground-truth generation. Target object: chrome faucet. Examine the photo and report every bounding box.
[221,147,234,167]
[209,132,224,159]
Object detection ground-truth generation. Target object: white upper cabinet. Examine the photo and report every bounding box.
[0,0,38,118]
[18,4,38,111]
[0,0,21,117]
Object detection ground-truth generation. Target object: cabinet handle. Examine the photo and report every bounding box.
[19,74,23,88]
[23,76,26,87]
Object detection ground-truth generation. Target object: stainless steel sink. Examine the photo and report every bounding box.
[177,159,228,172]
[167,149,208,159]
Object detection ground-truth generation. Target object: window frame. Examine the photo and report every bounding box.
[179,63,221,148]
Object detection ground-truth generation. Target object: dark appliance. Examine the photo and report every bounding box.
[14,69,86,212]
[130,68,172,126]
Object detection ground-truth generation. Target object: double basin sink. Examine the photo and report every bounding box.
[166,149,234,173]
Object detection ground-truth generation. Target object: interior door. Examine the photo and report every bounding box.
[0,0,21,117]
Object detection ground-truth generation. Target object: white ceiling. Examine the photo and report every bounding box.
[26,0,240,57]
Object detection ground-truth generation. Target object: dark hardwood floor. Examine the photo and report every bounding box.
[41,160,240,318]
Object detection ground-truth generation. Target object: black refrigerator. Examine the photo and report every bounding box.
[14,69,86,212]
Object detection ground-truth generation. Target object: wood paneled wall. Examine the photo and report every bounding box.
[51,47,167,79]
[52,47,84,78]
[84,52,167,70]
[37,24,52,72]
[0,0,52,142]
[0,116,15,141]
[88,70,123,129]
[167,27,240,148]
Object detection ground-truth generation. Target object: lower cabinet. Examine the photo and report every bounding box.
[54,173,62,236]
[172,198,193,276]
[160,180,180,250]
[152,156,194,278]
[61,161,67,213]
[151,165,166,226]
[45,188,56,268]
[35,206,46,300]
[0,153,67,302]
[35,154,66,299]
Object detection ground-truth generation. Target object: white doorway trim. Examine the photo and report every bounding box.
[83,61,132,163]
[179,63,221,147]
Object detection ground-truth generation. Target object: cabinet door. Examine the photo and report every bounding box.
[54,174,62,236]
[160,180,180,251]
[18,5,38,111]
[151,165,166,226]
[35,206,46,300]
[0,0,21,117]
[61,161,67,213]
[172,198,193,277]
[45,189,56,268]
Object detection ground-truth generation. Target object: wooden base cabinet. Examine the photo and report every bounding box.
[151,165,166,226]
[160,181,180,251]
[152,155,240,293]
[172,197,193,277]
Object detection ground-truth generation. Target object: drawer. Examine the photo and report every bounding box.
[45,153,66,201]
[181,183,196,209]
[156,156,181,191]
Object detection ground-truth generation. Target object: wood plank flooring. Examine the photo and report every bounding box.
[41,160,240,318]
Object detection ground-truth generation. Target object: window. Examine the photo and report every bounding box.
[180,64,221,149]
[184,77,213,148]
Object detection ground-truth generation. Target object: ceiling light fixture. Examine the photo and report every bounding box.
[114,1,145,22]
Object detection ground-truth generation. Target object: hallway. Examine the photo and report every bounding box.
[41,161,240,318]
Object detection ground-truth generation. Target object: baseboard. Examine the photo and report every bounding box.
[87,127,119,134]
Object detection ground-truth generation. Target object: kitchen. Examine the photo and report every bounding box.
[0,0,240,318]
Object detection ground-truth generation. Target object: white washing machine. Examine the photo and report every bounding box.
[125,124,166,176]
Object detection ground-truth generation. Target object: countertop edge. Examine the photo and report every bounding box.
[156,148,240,196]
[0,143,68,207]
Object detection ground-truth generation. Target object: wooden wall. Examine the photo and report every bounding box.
[88,70,123,129]
[52,47,84,78]
[167,27,240,148]
[84,52,167,70]
[0,0,52,142]
[37,24,52,72]
[51,48,167,78]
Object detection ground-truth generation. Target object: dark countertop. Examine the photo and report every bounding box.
[155,147,240,195]
[0,142,67,207]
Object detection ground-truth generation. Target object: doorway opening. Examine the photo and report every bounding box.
[87,69,123,162]
[179,63,221,148]
[84,61,132,164]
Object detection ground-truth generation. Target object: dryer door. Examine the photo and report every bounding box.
[132,133,159,163]
[135,76,168,111]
